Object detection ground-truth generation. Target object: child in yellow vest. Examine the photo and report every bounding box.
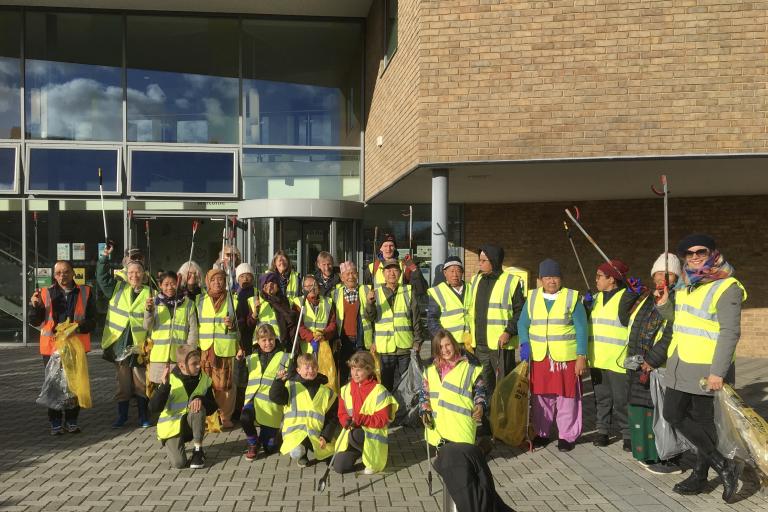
[334,351,398,475]
[149,345,217,469]
[269,353,339,467]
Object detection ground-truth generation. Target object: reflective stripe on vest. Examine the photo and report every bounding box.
[337,382,398,472]
[244,351,290,428]
[39,285,92,355]
[293,296,332,354]
[247,296,282,342]
[427,282,467,337]
[527,287,578,362]
[149,298,193,363]
[374,285,413,353]
[468,272,521,350]
[367,260,404,289]
[196,293,238,357]
[588,289,628,373]
[668,278,747,365]
[280,381,336,460]
[101,282,150,350]
[425,360,481,446]
[333,285,373,349]
[156,372,212,440]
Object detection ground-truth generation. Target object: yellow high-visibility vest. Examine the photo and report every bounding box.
[427,282,468,339]
[149,298,194,363]
[101,281,151,349]
[425,360,482,446]
[156,372,212,440]
[668,278,747,365]
[282,271,300,300]
[333,284,373,348]
[373,285,413,353]
[467,272,521,350]
[196,293,239,357]
[293,296,332,354]
[280,381,336,460]
[336,382,398,472]
[527,287,579,362]
[589,289,628,374]
[247,296,282,342]
[244,350,290,428]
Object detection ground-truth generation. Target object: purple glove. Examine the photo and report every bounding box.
[519,342,531,362]
[626,277,645,294]
[310,339,319,353]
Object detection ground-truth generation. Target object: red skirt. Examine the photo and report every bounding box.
[530,356,580,399]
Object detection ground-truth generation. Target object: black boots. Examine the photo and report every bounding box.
[672,455,709,495]
[709,452,742,503]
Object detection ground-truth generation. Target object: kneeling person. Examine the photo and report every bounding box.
[150,346,216,469]
[270,353,339,467]
[334,352,398,475]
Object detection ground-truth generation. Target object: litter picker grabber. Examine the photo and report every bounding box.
[563,220,590,291]
[144,220,153,292]
[564,207,626,282]
[651,175,670,287]
[425,427,433,495]
[33,211,39,292]
[127,209,134,249]
[284,291,307,371]
[224,217,236,332]
[316,427,351,492]
[401,205,414,259]
[97,168,110,248]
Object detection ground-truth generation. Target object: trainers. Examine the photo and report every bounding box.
[189,448,205,469]
[50,424,64,436]
[363,467,375,475]
[245,443,259,461]
[139,419,152,429]
[65,423,81,434]
[297,455,309,468]
[646,460,684,475]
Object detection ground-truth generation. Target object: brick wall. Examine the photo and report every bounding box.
[463,196,767,357]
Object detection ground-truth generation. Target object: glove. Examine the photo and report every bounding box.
[344,418,355,429]
[421,411,434,429]
[376,251,385,262]
[310,339,319,353]
[242,401,254,412]
[582,291,594,309]
[403,254,418,272]
[519,342,531,362]
[626,277,645,294]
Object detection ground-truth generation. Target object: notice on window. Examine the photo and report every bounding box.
[73,267,86,285]
[57,243,70,260]
[416,245,432,258]
[72,242,86,261]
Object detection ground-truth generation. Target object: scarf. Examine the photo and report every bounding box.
[435,354,466,380]
[205,268,228,312]
[154,292,186,309]
[683,250,734,289]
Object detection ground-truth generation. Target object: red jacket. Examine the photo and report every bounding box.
[338,376,390,429]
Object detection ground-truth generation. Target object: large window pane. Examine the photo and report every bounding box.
[127,16,239,144]
[0,200,23,341]
[129,150,236,196]
[28,147,119,193]
[0,147,15,191]
[0,11,21,139]
[25,12,123,141]
[243,20,362,147]
[243,148,359,201]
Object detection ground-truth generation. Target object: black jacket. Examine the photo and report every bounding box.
[472,245,524,346]
[314,271,341,298]
[269,372,339,441]
[148,366,218,415]
[28,284,98,334]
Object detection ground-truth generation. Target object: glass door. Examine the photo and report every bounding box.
[302,221,330,276]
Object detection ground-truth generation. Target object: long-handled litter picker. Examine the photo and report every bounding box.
[316,427,351,492]
[563,220,591,291]
[183,220,200,288]
[145,220,153,290]
[33,211,39,291]
[97,168,110,248]
[401,206,414,259]
[425,428,433,495]
[651,175,670,287]
[564,207,627,282]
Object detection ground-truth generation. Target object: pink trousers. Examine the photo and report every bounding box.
[532,391,583,443]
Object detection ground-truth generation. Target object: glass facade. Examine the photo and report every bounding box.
[28,147,119,193]
[0,147,15,191]
[129,150,236,195]
[0,11,21,140]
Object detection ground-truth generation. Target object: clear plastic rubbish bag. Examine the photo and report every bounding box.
[36,352,77,410]
[650,368,692,460]
[394,350,424,426]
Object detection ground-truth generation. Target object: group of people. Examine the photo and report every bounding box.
[28,229,745,505]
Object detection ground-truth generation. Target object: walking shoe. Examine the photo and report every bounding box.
[65,422,81,434]
[245,443,259,461]
[189,448,205,469]
[50,423,64,436]
[297,455,309,468]
[646,460,684,475]
[112,401,129,428]
[136,397,151,428]
[557,439,575,452]
[622,439,632,452]
[532,436,551,449]
[592,434,609,447]
[363,467,375,475]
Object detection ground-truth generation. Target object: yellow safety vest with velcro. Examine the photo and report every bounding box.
[333,284,373,348]
[367,260,404,289]
[156,371,212,440]
[467,272,521,350]
[283,271,300,300]
[280,381,336,460]
[247,296,282,342]
[668,278,747,365]
[245,350,290,428]
[337,382,398,472]
[425,360,482,446]
[589,289,628,373]
[374,285,414,353]
[149,298,194,363]
[196,293,239,357]
[527,287,579,362]
[427,282,468,339]
[293,296,332,354]
[101,281,151,349]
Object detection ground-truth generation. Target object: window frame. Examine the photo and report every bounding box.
[0,143,20,194]
[24,142,122,196]
[382,0,398,71]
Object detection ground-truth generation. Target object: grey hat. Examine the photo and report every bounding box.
[538,258,562,278]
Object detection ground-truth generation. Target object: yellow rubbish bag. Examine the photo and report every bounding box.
[53,321,92,408]
[206,412,222,433]
[372,351,383,383]
[490,360,531,447]
[317,340,338,396]
[462,331,474,354]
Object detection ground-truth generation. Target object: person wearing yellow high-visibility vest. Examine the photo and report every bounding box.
[364,258,426,392]
[426,256,469,341]
[465,245,524,395]
[269,249,301,300]
[97,245,153,429]
[144,271,198,387]
[589,258,634,450]
[334,261,373,386]
[418,329,486,447]
[247,272,298,349]
[269,353,340,467]
[197,268,242,430]
[655,234,746,503]
[363,233,427,295]
[333,351,398,474]
[149,345,217,469]
[517,259,589,453]
[294,275,338,355]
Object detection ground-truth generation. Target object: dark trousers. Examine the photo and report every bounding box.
[42,355,80,425]
[380,353,410,393]
[240,406,280,452]
[332,427,365,474]
[663,387,717,458]
[336,336,361,388]
[474,346,515,396]
[591,368,630,439]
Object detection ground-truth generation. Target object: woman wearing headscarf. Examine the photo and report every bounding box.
[247,272,298,350]
[268,250,301,300]
[655,234,746,503]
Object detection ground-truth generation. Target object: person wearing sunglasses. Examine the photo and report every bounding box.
[655,234,746,503]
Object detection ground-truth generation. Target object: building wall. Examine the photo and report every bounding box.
[463,196,767,357]
[365,0,768,198]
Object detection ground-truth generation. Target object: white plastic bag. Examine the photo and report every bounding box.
[36,353,77,410]
[650,368,692,460]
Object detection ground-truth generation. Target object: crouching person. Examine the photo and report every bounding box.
[270,354,338,467]
[150,345,216,469]
[334,351,398,475]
